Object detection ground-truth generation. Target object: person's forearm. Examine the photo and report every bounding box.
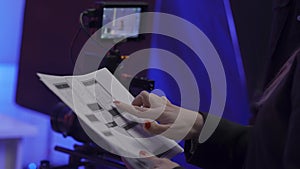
[181,108,204,140]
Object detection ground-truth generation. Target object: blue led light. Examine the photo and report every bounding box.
[28,163,37,169]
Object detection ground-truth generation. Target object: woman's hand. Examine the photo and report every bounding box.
[139,151,180,169]
[114,91,203,140]
[122,151,181,169]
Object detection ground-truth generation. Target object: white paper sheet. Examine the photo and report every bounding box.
[37,68,183,168]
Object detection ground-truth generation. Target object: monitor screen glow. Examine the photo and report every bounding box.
[101,7,142,39]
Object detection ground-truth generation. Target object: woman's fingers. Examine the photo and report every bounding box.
[114,101,164,120]
[114,101,145,117]
[143,121,170,135]
[139,150,156,159]
[132,91,168,109]
[139,150,162,168]
[132,91,151,107]
[139,151,180,169]
[144,121,182,140]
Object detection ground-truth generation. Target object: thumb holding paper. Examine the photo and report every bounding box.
[114,91,204,140]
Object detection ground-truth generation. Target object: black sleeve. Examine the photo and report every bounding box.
[184,114,252,169]
[283,53,300,168]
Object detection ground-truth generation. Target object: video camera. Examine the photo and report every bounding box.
[41,1,154,169]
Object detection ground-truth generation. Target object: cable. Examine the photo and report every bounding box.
[79,11,92,37]
[69,26,82,64]
[78,9,112,52]
[70,9,118,68]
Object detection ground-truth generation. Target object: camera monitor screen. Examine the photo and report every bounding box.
[101,7,142,39]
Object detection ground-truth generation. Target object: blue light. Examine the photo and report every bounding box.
[28,163,37,169]
[151,89,166,97]
[0,0,25,63]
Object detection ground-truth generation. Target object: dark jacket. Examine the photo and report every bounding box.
[264,0,300,86]
[184,0,300,168]
[185,50,300,169]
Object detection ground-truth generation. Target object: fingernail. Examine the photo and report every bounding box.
[139,150,147,156]
[113,100,120,104]
[144,121,151,129]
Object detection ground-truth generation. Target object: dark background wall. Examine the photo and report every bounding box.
[16,0,155,114]
[16,0,274,119]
